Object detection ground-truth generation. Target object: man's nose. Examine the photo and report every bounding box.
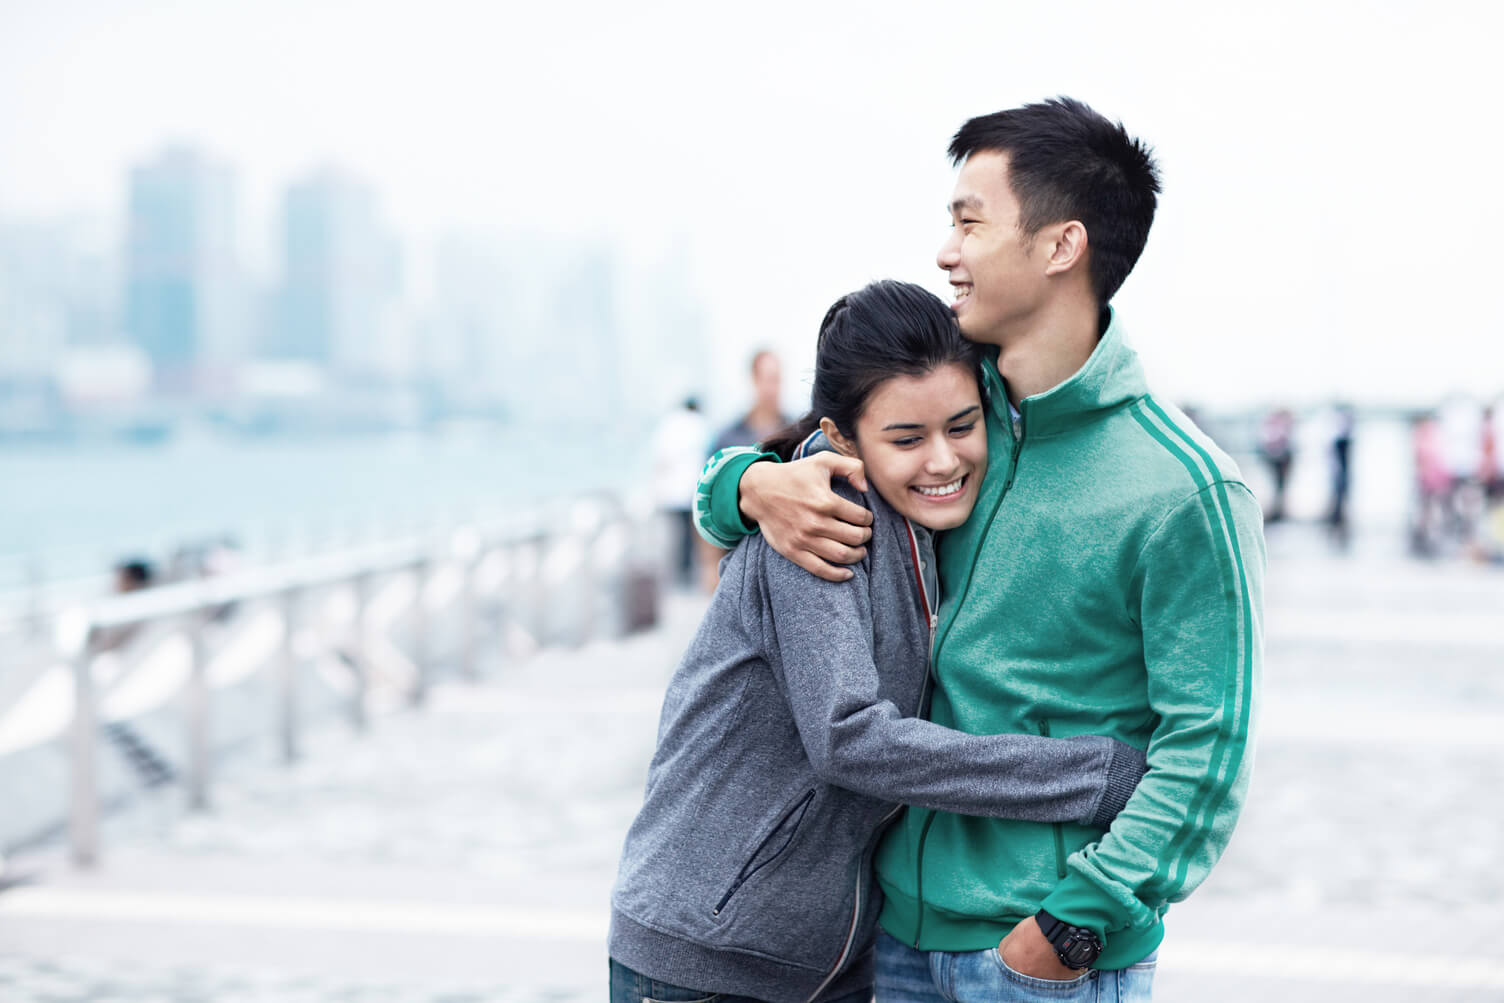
[937,229,960,271]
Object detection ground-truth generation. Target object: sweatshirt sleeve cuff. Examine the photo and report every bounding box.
[1039,871,1135,942]
[694,448,777,549]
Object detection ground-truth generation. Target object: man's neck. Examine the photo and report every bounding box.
[996,298,1105,409]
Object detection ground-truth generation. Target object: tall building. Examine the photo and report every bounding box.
[123,146,239,388]
[276,168,402,378]
[428,232,625,422]
[0,217,114,377]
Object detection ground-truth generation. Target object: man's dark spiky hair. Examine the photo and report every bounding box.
[949,97,1161,305]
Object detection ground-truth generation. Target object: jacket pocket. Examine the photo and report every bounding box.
[1037,721,1069,880]
[712,789,816,917]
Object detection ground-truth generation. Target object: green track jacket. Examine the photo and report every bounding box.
[694,309,1265,969]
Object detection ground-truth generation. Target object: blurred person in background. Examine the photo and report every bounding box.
[1327,404,1354,544]
[695,98,1264,1001]
[1438,395,1483,540]
[1410,412,1450,557]
[98,558,156,651]
[113,558,155,595]
[697,350,792,590]
[610,280,1147,1003]
[711,349,791,456]
[650,396,711,588]
[1481,403,1501,501]
[1472,403,1503,561]
[1257,407,1296,523]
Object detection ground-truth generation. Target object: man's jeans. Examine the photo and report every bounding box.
[609,958,874,1003]
[874,930,1157,1002]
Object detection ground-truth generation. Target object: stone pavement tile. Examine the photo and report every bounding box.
[1156,970,1504,1003]
[0,954,594,1002]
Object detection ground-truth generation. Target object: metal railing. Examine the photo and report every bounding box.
[1,494,661,869]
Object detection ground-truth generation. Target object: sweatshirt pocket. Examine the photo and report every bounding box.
[712,788,816,917]
[1037,721,1069,880]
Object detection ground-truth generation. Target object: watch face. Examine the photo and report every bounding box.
[1062,933,1101,968]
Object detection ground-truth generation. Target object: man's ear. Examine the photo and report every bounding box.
[819,417,858,457]
[1043,220,1089,278]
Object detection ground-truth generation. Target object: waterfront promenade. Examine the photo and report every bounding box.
[1,526,1501,1001]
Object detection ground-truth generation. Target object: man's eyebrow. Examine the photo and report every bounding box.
[950,194,985,215]
[882,405,981,432]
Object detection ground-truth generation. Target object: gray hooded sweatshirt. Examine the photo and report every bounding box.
[610,478,1146,1003]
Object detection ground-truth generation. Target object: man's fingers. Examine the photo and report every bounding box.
[816,452,870,496]
[807,539,867,567]
[791,549,855,583]
[824,498,875,533]
[809,517,870,550]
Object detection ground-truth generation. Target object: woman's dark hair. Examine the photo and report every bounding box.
[762,280,983,461]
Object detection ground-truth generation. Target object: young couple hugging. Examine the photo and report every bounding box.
[610,97,1265,1003]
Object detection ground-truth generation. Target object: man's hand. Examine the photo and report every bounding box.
[739,453,873,582]
[997,916,1084,982]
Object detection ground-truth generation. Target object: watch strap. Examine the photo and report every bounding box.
[1035,908,1066,944]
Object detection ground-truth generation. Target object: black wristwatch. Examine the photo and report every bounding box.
[1034,908,1102,970]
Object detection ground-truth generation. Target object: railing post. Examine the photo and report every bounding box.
[280,588,301,764]
[350,573,369,732]
[70,625,98,868]
[410,558,430,705]
[187,614,211,812]
[26,557,43,640]
[450,528,481,683]
[576,525,598,646]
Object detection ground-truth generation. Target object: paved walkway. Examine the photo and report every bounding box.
[1,528,1502,1001]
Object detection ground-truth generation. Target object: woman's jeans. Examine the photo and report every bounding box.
[609,957,874,1003]
[873,930,1157,1002]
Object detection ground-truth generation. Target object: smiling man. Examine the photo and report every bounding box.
[693,97,1265,1001]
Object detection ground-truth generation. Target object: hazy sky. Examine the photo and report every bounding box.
[2,0,1500,411]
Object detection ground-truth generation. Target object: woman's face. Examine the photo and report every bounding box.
[825,363,988,531]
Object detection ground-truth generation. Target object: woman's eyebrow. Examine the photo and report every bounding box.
[882,405,980,432]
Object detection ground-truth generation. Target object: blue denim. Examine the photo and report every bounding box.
[873,931,1157,1002]
[609,957,874,1003]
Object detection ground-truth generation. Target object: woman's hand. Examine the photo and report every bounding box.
[740,454,873,582]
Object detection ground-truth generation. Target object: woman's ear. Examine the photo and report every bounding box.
[819,417,858,457]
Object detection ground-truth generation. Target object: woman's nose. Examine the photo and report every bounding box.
[925,438,958,474]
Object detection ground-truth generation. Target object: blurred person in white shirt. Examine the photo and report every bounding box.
[651,397,711,587]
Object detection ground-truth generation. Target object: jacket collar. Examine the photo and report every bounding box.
[981,305,1148,439]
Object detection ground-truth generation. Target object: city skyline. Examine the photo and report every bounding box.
[0,139,715,436]
[2,0,1503,411]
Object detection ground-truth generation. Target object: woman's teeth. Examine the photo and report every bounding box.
[915,476,964,497]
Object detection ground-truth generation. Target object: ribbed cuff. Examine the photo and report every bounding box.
[693,448,777,548]
[1089,740,1148,830]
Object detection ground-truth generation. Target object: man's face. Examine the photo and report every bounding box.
[937,150,1047,346]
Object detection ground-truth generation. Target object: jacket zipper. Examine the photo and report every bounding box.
[713,789,816,916]
[806,802,904,1003]
[914,404,1027,947]
[809,518,940,989]
[930,404,1024,668]
[1038,720,1068,880]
